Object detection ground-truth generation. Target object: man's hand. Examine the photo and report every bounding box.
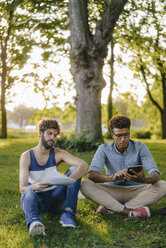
[124,167,146,183]
[112,169,127,182]
[125,169,160,184]
[32,181,50,191]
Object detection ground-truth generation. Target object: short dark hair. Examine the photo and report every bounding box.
[38,119,61,135]
[109,115,131,131]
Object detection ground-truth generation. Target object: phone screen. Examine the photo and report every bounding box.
[127,166,142,175]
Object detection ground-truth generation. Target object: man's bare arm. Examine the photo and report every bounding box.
[88,171,112,183]
[144,171,160,183]
[88,169,127,183]
[55,148,89,180]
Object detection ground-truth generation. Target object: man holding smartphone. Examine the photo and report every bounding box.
[81,115,166,218]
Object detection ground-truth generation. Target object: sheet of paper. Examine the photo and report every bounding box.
[39,167,76,185]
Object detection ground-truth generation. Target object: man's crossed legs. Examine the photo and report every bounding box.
[81,179,166,217]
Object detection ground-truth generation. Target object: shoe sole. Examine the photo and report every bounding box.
[144,206,151,217]
[29,224,46,236]
[59,220,76,228]
[97,209,114,214]
[97,206,114,214]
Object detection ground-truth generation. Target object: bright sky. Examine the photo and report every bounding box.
[6,47,146,112]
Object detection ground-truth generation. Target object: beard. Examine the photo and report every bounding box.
[41,134,54,149]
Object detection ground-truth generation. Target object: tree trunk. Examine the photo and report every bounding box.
[1,85,7,139]
[69,0,128,140]
[161,75,166,138]
[107,39,114,137]
[0,3,14,139]
[74,55,105,140]
[108,39,114,123]
[161,111,166,139]
[1,46,7,138]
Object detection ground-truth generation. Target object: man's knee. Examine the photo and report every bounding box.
[154,180,166,194]
[81,179,93,195]
[22,188,36,200]
[65,165,77,176]
[70,165,77,172]
[21,188,37,210]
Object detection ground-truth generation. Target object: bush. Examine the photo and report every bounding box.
[131,130,151,139]
[55,130,102,152]
[54,134,71,149]
[103,131,112,139]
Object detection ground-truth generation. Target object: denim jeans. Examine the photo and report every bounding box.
[21,166,81,227]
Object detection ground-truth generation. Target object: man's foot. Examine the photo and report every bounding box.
[29,221,46,236]
[97,206,114,214]
[59,210,76,228]
[128,206,151,218]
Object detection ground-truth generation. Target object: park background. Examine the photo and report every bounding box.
[0,0,166,247]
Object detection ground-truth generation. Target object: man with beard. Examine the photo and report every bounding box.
[19,119,89,236]
[81,115,166,218]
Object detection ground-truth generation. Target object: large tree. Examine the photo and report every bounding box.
[1,0,128,139]
[117,0,166,138]
[68,0,128,140]
[0,0,69,138]
[0,0,36,138]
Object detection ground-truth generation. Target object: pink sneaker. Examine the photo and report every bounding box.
[97,206,114,214]
[128,207,151,218]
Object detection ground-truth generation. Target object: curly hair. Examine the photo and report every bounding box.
[108,115,131,131]
[38,119,61,135]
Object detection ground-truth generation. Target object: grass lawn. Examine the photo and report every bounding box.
[0,132,166,248]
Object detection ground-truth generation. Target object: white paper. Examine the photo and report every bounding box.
[38,167,76,185]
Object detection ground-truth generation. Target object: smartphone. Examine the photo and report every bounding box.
[127,166,143,175]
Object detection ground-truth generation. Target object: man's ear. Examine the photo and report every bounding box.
[39,131,43,137]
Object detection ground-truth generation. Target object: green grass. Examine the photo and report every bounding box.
[0,133,166,248]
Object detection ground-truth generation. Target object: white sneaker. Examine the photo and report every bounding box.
[29,221,46,236]
[97,206,114,214]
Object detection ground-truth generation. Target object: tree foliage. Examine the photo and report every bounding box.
[141,84,163,137]
[101,103,118,126]
[0,0,36,137]
[29,107,62,126]
[8,105,36,128]
[29,104,76,127]
[116,0,166,138]
[0,0,71,138]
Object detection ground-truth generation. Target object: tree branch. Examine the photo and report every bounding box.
[5,0,17,47]
[157,58,166,110]
[139,57,163,114]
[95,0,128,48]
